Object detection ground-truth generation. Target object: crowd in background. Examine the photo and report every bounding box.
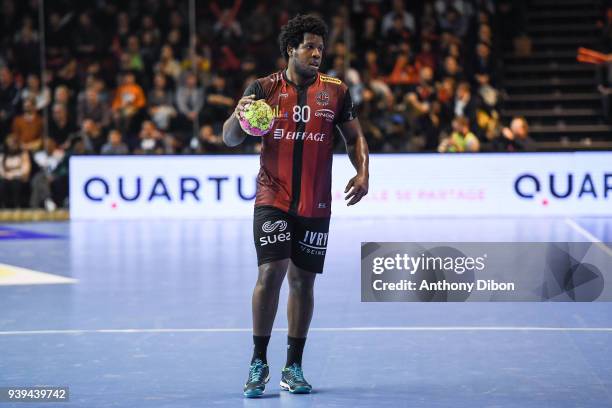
[0,0,533,208]
[595,3,612,122]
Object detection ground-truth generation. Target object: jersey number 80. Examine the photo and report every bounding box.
[293,105,311,123]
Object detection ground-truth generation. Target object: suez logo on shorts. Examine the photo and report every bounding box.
[259,220,290,246]
[262,220,287,233]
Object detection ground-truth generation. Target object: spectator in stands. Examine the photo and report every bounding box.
[73,12,102,62]
[363,50,381,80]
[438,116,479,152]
[327,14,355,61]
[436,76,456,130]
[478,24,493,47]
[155,45,182,83]
[140,31,159,83]
[492,116,535,152]
[48,103,77,148]
[0,133,31,208]
[20,73,50,112]
[30,137,65,210]
[386,42,419,86]
[148,73,176,134]
[203,73,234,132]
[194,124,225,154]
[140,14,161,48]
[441,55,464,83]
[135,120,164,155]
[112,12,131,52]
[359,17,381,54]
[111,71,146,145]
[404,66,439,150]
[212,2,243,48]
[361,77,395,150]
[243,2,274,48]
[381,0,416,37]
[123,35,145,74]
[46,12,70,64]
[167,10,188,45]
[55,58,80,93]
[474,108,500,143]
[180,46,212,81]
[76,119,106,154]
[176,71,204,145]
[11,98,43,151]
[383,14,412,53]
[45,136,85,208]
[327,56,364,106]
[53,85,75,120]
[77,86,111,129]
[13,16,39,74]
[416,41,436,71]
[0,66,19,144]
[472,42,495,86]
[438,6,469,38]
[453,82,479,133]
[101,129,129,155]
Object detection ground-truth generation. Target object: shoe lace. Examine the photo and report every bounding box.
[287,364,305,382]
[249,360,264,382]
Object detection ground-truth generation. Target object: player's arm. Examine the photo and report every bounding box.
[337,118,369,206]
[223,81,265,147]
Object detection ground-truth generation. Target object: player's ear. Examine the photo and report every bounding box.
[287,46,294,58]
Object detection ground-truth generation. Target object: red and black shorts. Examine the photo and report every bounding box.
[253,206,330,274]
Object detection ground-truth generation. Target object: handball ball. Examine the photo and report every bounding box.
[239,100,275,136]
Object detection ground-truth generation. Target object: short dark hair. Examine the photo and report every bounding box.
[278,14,328,60]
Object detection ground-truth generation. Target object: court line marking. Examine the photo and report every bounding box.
[564,218,612,258]
[1,327,612,336]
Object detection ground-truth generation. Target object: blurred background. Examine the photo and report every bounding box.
[0,0,610,213]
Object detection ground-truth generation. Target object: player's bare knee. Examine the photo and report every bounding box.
[256,262,287,291]
[288,271,315,294]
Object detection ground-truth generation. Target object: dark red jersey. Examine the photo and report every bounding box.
[244,70,356,218]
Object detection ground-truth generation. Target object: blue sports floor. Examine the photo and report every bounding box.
[0,217,611,407]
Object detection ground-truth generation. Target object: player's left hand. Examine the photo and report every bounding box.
[344,174,369,206]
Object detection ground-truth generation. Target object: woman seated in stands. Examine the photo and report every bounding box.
[0,134,32,208]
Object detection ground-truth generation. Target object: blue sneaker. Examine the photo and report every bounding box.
[280,363,312,394]
[243,359,270,398]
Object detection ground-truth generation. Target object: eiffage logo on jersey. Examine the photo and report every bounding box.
[272,130,326,142]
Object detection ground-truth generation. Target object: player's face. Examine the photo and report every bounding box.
[291,33,324,78]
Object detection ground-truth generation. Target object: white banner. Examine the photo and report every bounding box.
[69,153,612,219]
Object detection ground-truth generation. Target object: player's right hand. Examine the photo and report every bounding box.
[234,94,256,118]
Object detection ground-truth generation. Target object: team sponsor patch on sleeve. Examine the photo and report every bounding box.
[319,75,342,85]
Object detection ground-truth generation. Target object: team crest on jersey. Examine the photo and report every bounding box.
[320,75,342,85]
[316,91,330,106]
